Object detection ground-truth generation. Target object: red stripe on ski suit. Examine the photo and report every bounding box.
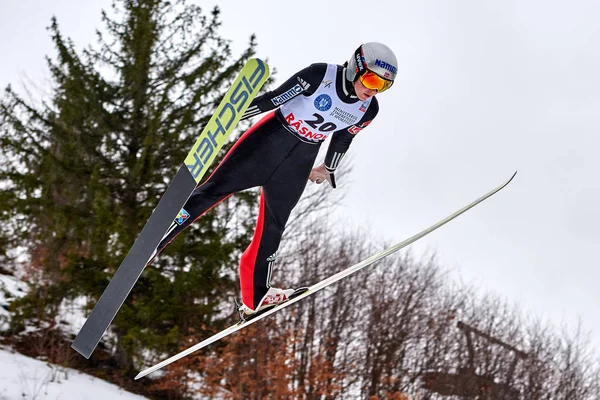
[145,111,276,268]
[239,189,266,310]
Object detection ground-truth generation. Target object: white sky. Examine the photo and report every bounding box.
[1,0,599,351]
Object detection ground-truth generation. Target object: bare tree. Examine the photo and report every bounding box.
[146,160,600,400]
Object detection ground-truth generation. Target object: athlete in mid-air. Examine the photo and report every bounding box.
[148,42,398,317]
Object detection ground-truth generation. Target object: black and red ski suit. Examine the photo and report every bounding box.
[152,62,379,310]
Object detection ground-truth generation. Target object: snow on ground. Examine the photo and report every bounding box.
[0,274,148,399]
[0,273,28,331]
[0,271,86,335]
[0,271,111,349]
[0,273,28,308]
[0,346,148,400]
[55,296,90,338]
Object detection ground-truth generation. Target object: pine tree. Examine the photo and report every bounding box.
[0,0,260,373]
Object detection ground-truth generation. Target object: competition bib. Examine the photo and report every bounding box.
[280,64,371,142]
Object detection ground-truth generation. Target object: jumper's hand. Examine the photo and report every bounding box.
[309,163,336,188]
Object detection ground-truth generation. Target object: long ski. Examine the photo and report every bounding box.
[71,59,270,359]
[134,171,517,380]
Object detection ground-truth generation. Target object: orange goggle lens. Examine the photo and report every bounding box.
[359,71,393,92]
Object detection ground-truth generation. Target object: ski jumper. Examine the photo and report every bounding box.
[150,63,379,310]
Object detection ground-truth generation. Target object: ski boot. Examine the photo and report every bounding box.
[238,287,309,322]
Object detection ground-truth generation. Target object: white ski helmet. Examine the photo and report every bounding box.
[345,42,398,87]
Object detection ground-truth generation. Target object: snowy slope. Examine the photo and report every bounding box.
[0,273,88,336]
[0,347,148,400]
[1,274,149,399]
[0,273,28,331]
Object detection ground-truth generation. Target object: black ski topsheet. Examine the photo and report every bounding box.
[71,166,195,358]
[71,59,270,359]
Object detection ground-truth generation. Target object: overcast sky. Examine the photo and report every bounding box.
[1,0,599,351]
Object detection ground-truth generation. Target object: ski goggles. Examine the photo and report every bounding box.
[359,71,394,93]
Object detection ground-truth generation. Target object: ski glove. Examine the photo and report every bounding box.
[309,163,337,188]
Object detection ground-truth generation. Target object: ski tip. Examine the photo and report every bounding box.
[249,58,269,74]
[501,170,518,188]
